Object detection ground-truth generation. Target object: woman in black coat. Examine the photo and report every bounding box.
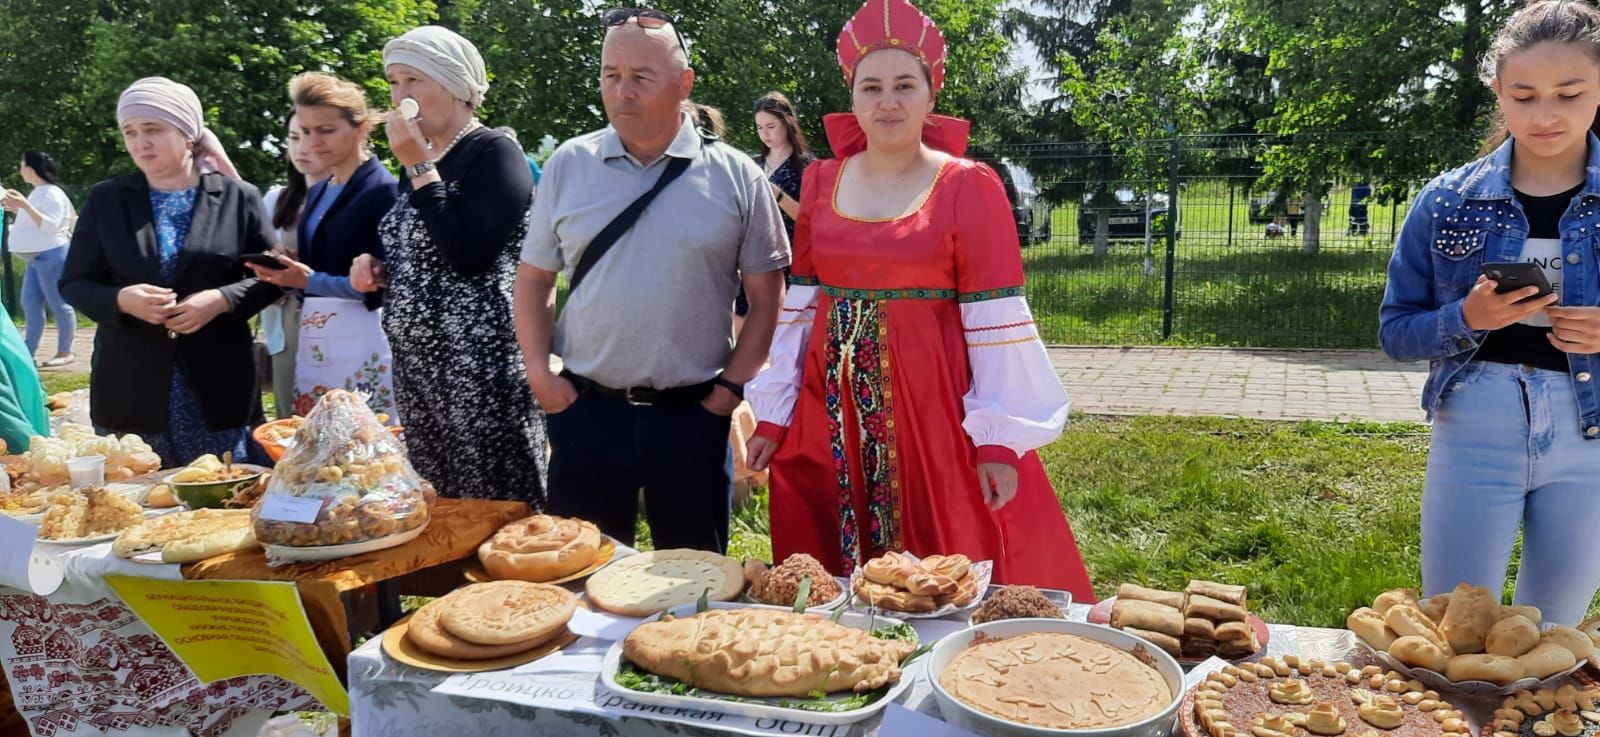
[61,77,279,465]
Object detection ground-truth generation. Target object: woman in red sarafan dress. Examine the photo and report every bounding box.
[747,0,1094,601]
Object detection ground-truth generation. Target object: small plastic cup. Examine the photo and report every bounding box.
[66,455,106,489]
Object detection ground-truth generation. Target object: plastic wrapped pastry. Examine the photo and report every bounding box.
[252,390,432,547]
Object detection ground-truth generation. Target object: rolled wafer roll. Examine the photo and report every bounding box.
[1186,617,1218,639]
[1182,637,1219,659]
[1186,580,1248,607]
[1124,626,1182,655]
[1117,583,1185,609]
[1217,620,1255,645]
[1187,593,1248,623]
[1113,598,1185,636]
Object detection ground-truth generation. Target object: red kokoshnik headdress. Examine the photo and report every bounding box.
[825,0,969,158]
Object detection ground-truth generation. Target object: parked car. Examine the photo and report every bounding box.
[1077,188,1180,244]
[977,158,1052,246]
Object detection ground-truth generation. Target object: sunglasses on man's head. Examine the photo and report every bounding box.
[602,8,689,55]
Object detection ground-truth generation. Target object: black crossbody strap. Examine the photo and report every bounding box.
[568,154,692,295]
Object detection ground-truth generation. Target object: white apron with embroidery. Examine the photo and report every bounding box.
[293,297,398,422]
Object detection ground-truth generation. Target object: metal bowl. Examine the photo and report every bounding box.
[927,618,1185,737]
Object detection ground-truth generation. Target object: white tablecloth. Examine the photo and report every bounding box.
[0,540,320,737]
[348,601,1356,737]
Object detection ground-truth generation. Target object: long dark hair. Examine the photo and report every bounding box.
[1479,0,1600,154]
[22,151,60,187]
[752,92,813,170]
[272,114,309,231]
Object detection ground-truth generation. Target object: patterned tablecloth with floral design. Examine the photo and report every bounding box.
[0,541,320,737]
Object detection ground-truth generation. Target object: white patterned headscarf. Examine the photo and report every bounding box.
[383,26,489,108]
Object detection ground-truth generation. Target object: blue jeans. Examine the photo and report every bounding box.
[1422,361,1600,625]
[21,247,74,356]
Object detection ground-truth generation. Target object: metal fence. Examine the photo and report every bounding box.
[978,132,1484,349]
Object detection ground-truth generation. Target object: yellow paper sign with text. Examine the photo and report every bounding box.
[106,575,349,715]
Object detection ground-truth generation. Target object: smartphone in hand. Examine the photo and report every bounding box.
[1481,262,1554,304]
[242,252,289,271]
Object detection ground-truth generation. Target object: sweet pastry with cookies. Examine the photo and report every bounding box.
[586,548,744,616]
[851,551,983,613]
[253,390,431,548]
[746,553,843,607]
[1191,657,1460,737]
[944,631,1172,730]
[622,608,916,698]
[1487,685,1600,737]
[113,508,257,562]
[477,515,601,582]
[403,581,578,661]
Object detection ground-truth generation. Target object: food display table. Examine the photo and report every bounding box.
[183,497,528,679]
[0,497,527,737]
[347,602,1352,737]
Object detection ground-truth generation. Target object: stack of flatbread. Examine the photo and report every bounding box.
[113,509,258,563]
[1110,580,1256,659]
[404,581,578,661]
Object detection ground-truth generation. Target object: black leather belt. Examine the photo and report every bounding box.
[563,371,714,406]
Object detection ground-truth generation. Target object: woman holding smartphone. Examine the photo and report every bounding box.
[1379,0,1600,625]
[247,72,398,418]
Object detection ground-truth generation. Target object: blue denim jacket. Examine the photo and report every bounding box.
[1379,133,1600,438]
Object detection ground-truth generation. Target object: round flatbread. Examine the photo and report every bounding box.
[585,548,744,617]
[405,592,557,660]
[437,581,578,646]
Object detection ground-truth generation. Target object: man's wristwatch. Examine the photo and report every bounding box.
[404,160,437,179]
[714,376,745,400]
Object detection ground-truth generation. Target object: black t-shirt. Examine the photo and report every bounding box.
[1473,185,1577,373]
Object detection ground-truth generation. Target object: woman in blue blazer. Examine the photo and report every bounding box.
[248,73,400,418]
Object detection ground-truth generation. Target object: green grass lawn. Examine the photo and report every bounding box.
[1028,180,1399,349]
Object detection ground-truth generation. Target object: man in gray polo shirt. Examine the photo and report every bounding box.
[513,10,788,553]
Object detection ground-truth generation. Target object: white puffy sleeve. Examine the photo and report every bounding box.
[961,296,1069,464]
[748,283,818,435]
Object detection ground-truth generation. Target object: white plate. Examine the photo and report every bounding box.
[261,523,426,563]
[37,531,121,546]
[740,575,851,612]
[3,511,43,524]
[601,601,920,726]
[1354,638,1584,697]
[848,555,993,619]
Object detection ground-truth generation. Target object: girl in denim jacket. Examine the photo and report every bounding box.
[1380,1,1600,626]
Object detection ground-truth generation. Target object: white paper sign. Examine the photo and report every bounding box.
[567,607,645,641]
[0,515,63,595]
[432,670,609,717]
[256,494,324,524]
[880,703,984,737]
[594,686,855,737]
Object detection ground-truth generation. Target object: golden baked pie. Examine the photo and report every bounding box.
[622,608,917,698]
[477,515,601,582]
[941,631,1172,729]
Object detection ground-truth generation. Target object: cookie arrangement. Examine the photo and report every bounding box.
[1489,685,1600,737]
[38,487,143,541]
[1109,580,1259,659]
[1191,657,1460,737]
[1349,584,1593,688]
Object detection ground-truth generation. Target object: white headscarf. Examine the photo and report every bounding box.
[383,26,489,108]
[115,76,240,179]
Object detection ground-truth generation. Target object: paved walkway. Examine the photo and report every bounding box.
[32,325,95,375]
[31,325,1429,424]
[1049,346,1427,423]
